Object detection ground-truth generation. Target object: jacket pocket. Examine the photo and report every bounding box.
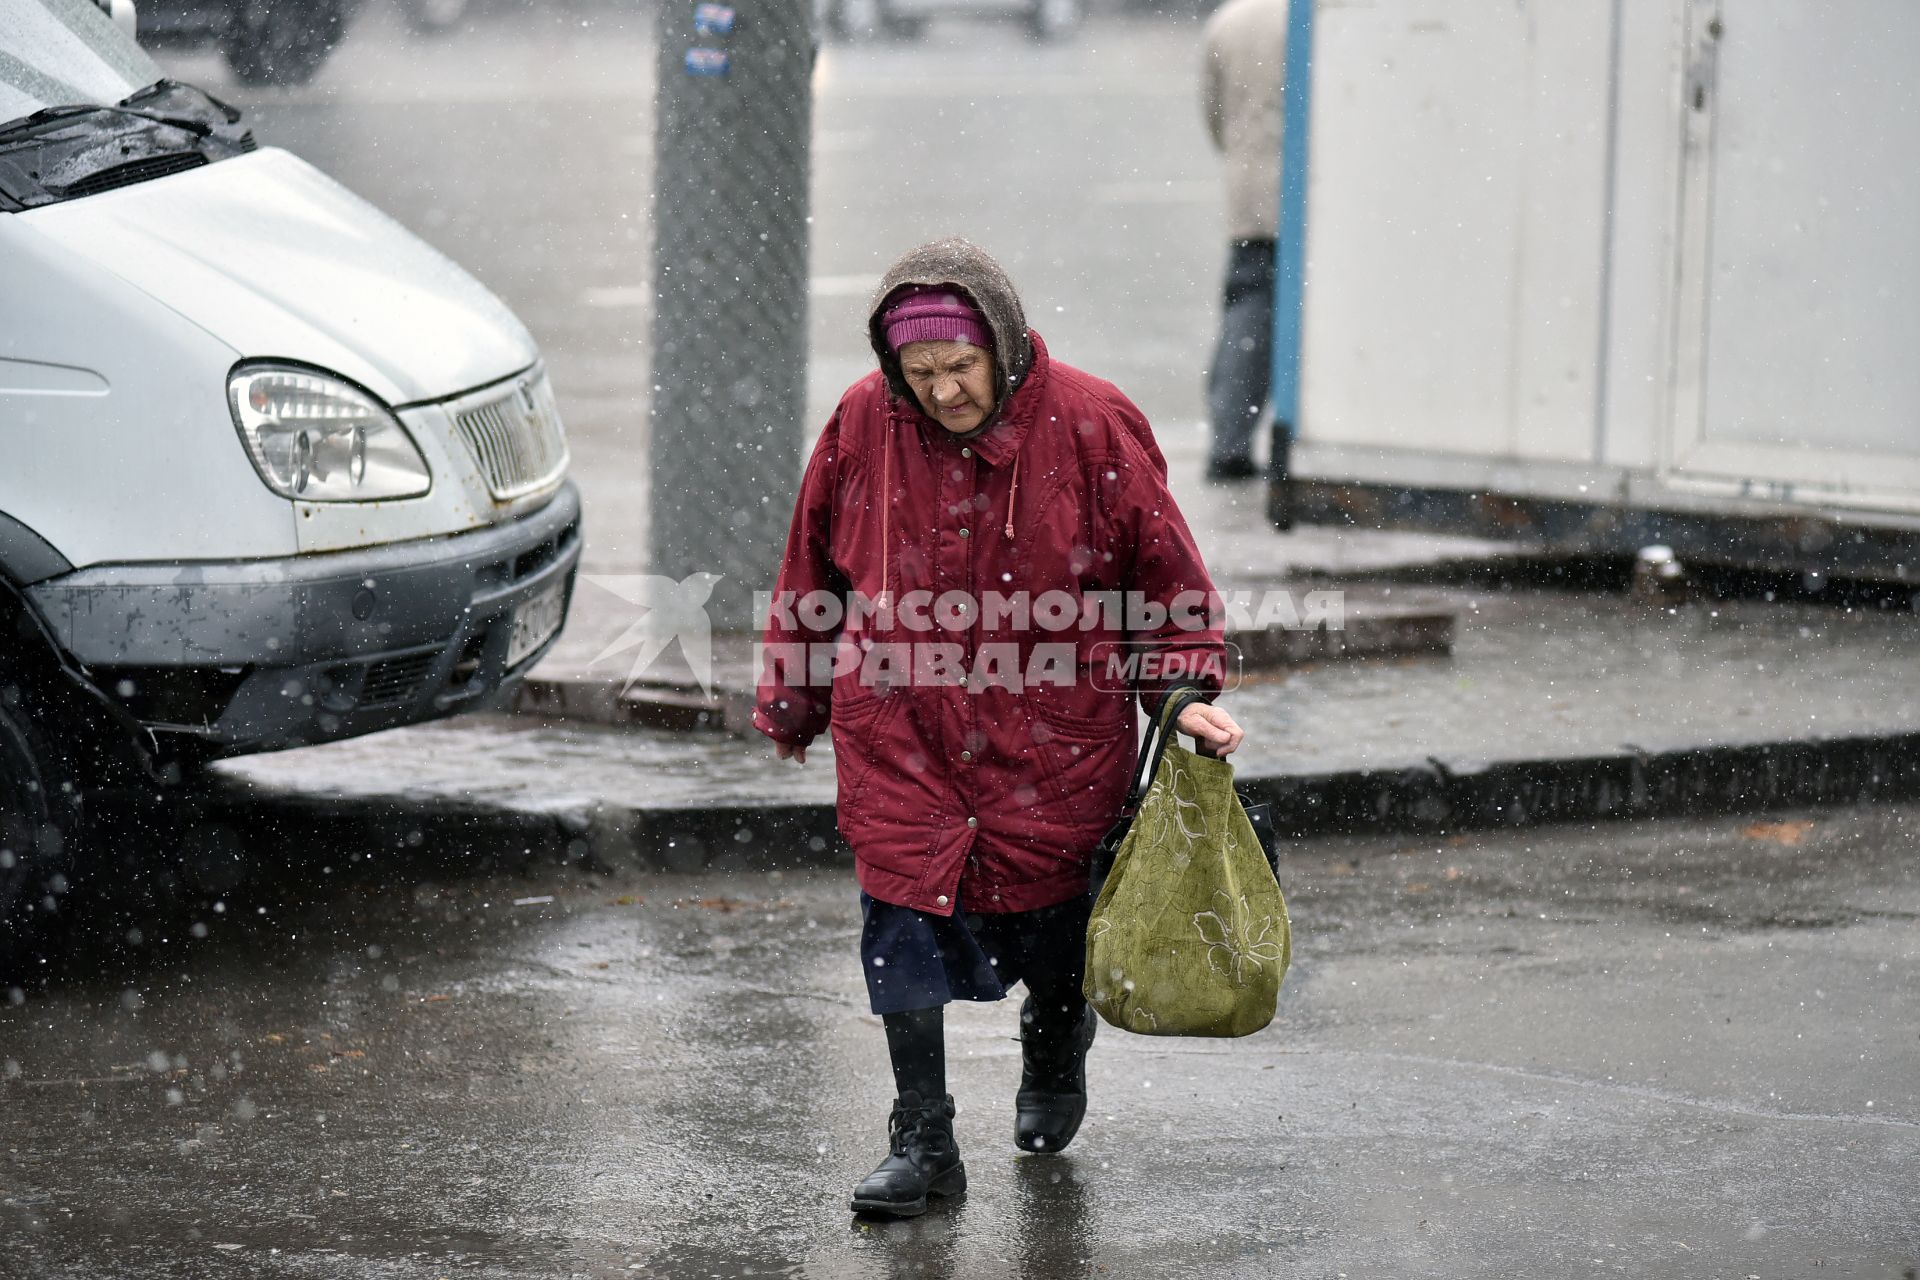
[1027,687,1133,741]
[831,692,903,826]
[1023,698,1133,842]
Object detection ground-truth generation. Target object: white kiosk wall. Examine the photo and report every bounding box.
[1296,0,1920,523]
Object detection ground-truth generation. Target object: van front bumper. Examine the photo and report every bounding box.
[26,481,582,758]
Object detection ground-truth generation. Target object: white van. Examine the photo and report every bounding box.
[0,0,581,954]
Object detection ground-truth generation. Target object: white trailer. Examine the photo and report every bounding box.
[1286,0,1920,579]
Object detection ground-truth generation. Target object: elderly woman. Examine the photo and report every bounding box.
[755,238,1243,1218]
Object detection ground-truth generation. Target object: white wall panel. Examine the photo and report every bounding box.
[1509,2,1614,463]
[1598,0,1687,474]
[1693,0,1919,460]
[1301,1,1531,456]
[1301,0,1614,463]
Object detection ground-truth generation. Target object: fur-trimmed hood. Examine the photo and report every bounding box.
[866,238,1033,410]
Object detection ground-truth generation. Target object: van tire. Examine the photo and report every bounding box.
[0,687,81,979]
[223,0,346,87]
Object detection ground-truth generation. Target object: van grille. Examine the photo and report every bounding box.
[453,370,570,500]
[356,650,441,708]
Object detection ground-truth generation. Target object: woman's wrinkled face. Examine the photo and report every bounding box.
[900,340,996,435]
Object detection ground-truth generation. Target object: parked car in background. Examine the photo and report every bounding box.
[133,0,361,85]
[397,0,468,33]
[818,0,1081,42]
[1,0,581,964]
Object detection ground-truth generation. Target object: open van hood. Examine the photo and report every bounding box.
[15,147,539,406]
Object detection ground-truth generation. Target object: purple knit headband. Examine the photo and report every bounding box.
[881,285,991,354]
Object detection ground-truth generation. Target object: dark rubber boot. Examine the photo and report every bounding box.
[849,1092,967,1218]
[1014,996,1097,1153]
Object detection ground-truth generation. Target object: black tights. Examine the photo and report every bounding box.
[1021,968,1087,1038]
[879,894,1093,1102]
[882,978,1088,1103]
[882,1007,946,1101]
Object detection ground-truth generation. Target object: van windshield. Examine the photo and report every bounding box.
[0,1,252,211]
[0,0,162,128]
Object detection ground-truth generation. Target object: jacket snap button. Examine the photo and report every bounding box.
[958,527,971,539]
[966,816,978,829]
[936,895,949,906]
[960,750,973,762]
[960,447,972,458]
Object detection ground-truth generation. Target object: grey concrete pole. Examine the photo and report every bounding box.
[649,0,813,632]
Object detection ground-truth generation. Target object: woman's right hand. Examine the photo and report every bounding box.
[774,741,808,765]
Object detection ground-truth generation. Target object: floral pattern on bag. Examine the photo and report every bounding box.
[1192,888,1287,988]
[1131,764,1208,869]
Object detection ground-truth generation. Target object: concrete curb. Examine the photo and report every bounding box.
[194,730,1920,876]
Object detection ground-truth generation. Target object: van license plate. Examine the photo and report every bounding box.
[507,582,566,668]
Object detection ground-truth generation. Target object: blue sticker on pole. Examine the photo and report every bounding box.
[684,46,731,76]
[694,4,736,35]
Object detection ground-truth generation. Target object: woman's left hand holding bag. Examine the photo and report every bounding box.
[1176,702,1245,758]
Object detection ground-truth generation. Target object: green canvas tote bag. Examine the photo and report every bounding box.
[1084,687,1292,1038]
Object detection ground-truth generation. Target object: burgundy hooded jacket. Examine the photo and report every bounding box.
[753,240,1224,916]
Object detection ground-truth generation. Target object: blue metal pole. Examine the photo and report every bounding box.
[1267,0,1315,529]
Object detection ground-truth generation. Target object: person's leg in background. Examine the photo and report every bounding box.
[1206,237,1277,482]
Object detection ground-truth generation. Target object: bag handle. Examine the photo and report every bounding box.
[1124,683,1211,807]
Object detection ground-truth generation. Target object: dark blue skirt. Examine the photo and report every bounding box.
[859,891,1093,1015]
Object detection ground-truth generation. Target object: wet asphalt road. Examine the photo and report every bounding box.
[3,803,1916,1277]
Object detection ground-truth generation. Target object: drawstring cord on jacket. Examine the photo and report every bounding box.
[1004,450,1019,542]
[880,421,892,614]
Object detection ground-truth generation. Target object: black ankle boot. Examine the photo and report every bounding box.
[849,1091,967,1218]
[1014,996,1097,1153]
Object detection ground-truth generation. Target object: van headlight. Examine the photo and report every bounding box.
[228,365,432,502]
